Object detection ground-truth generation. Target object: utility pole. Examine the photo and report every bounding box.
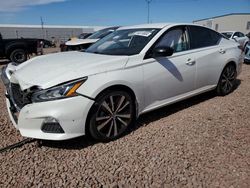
[145,0,153,23]
[40,16,44,39]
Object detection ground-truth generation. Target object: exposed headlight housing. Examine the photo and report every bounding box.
[32,78,87,102]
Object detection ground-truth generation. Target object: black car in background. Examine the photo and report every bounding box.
[0,33,42,64]
[40,39,56,48]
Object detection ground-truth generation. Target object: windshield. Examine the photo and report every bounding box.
[221,32,233,38]
[85,28,159,56]
[87,28,116,39]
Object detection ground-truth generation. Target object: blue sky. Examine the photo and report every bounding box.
[0,0,249,26]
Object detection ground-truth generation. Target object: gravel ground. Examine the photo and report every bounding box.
[0,54,250,187]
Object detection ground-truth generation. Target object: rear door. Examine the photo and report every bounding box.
[187,26,224,89]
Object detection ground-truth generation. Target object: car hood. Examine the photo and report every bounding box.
[11,51,129,90]
[65,38,98,46]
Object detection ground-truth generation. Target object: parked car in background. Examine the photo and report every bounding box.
[221,31,248,49]
[61,26,119,51]
[1,23,243,142]
[78,33,93,39]
[40,39,56,48]
[244,41,250,63]
[0,32,42,64]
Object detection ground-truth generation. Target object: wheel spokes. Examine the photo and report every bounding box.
[101,101,113,114]
[117,117,128,126]
[96,94,132,138]
[97,118,112,131]
[96,116,110,121]
[113,119,118,137]
[109,96,115,112]
[117,101,130,113]
[116,114,131,119]
[115,96,125,113]
[221,66,236,93]
[107,121,114,137]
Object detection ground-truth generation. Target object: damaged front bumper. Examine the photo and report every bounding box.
[1,64,94,140]
[1,65,19,125]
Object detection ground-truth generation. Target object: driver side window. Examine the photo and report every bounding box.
[155,27,189,53]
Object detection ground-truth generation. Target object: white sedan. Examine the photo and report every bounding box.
[1,23,243,141]
[221,31,248,49]
[63,27,119,51]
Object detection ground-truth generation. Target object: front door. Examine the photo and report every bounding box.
[142,26,196,111]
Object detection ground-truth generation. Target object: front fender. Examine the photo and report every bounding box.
[76,67,145,113]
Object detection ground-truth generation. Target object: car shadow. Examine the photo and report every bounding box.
[40,79,241,150]
[155,57,183,82]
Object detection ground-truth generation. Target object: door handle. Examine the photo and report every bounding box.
[219,49,226,54]
[186,58,196,66]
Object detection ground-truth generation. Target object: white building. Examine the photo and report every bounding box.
[193,13,250,34]
[0,24,104,41]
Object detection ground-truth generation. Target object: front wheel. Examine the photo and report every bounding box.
[88,91,135,142]
[216,64,237,96]
[9,49,27,64]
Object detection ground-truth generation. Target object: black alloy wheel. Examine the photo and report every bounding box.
[217,64,237,96]
[89,91,135,141]
[10,49,27,64]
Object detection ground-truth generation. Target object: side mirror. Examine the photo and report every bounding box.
[153,46,174,57]
[0,33,2,40]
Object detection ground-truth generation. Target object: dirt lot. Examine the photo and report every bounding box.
[0,51,249,187]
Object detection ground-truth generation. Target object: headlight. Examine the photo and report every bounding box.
[32,78,87,102]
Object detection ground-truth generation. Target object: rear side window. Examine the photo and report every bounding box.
[188,26,222,49]
[238,32,245,37]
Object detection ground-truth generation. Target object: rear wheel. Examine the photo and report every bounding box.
[216,64,237,96]
[88,90,135,141]
[9,49,27,64]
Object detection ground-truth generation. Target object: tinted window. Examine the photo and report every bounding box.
[221,32,233,38]
[155,27,189,53]
[87,27,118,39]
[238,32,245,37]
[233,32,239,37]
[188,26,222,49]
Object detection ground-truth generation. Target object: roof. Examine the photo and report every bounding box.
[119,23,172,30]
[118,23,198,30]
[193,13,250,22]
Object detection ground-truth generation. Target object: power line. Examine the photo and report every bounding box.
[40,16,44,39]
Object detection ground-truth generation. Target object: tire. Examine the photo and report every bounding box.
[216,64,237,96]
[9,49,27,64]
[88,90,135,142]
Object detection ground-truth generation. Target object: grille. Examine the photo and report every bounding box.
[10,83,31,109]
